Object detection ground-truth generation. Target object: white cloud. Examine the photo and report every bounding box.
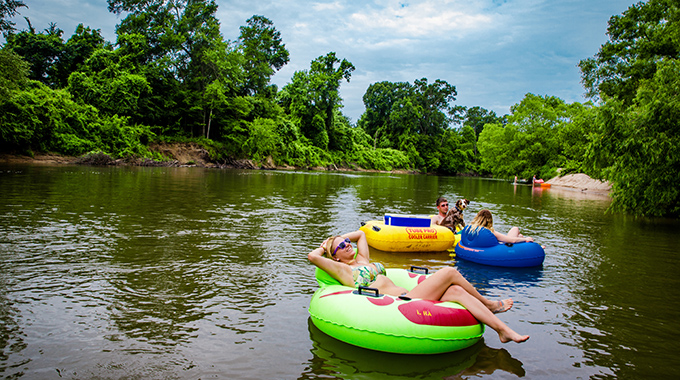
[348,0,497,38]
[312,1,345,11]
[3,0,635,121]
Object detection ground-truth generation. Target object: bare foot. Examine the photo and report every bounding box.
[499,330,530,343]
[492,298,513,314]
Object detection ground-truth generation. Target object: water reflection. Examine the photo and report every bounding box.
[531,185,611,201]
[2,165,680,379]
[445,345,526,379]
[0,291,26,373]
[304,319,525,379]
[453,259,544,291]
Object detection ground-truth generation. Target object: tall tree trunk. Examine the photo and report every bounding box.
[206,108,213,139]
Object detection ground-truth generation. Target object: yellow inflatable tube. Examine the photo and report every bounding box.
[360,219,460,252]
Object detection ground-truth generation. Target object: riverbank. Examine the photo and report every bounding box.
[545,173,612,194]
[0,143,418,174]
[0,148,611,193]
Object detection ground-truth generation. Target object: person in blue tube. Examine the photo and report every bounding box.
[465,209,534,244]
[307,229,530,344]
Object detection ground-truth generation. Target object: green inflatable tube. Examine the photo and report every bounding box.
[309,267,485,354]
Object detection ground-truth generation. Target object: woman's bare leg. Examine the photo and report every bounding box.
[406,267,511,313]
[439,285,529,343]
[507,226,522,238]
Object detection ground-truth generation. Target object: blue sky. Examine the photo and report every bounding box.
[4,0,635,123]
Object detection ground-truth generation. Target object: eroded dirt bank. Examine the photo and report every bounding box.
[0,143,416,173]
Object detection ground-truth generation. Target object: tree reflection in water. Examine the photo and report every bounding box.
[304,318,525,379]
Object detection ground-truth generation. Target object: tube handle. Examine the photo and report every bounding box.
[354,286,381,297]
[409,266,429,274]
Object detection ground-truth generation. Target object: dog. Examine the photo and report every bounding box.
[438,199,470,231]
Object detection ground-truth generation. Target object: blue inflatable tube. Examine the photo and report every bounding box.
[454,226,545,267]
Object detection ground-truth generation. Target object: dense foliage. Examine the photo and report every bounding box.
[477,94,595,180]
[356,78,479,174]
[1,0,679,217]
[585,60,680,217]
[0,80,154,157]
[578,0,680,217]
[0,48,28,97]
[579,0,680,105]
[0,0,25,36]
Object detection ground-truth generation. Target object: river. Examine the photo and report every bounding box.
[0,164,678,379]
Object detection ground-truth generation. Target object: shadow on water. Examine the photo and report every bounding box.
[302,319,526,380]
[452,259,545,290]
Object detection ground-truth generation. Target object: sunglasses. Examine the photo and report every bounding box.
[439,203,449,207]
[332,238,351,257]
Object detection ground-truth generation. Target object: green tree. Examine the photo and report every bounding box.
[357,78,461,172]
[389,97,422,146]
[477,122,510,175]
[0,80,153,157]
[67,48,152,118]
[280,52,354,149]
[108,0,225,137]
[452,106,507,169]
[52,24,106,88]
[244,117,278,161]
[3,21,65,86]
[5,22,105,89]
[579,0,680,105]
[359,78,459,142]
[579,0,680,217]
[200,39,246,139]
[0,0,26,37]
[114,32,183,133]
[586,60,680,217]
[0,48,29,98]
[358,81,411,148]
[477,94,589,179]
[462,106,506,139]
[556,101,596,175]
[309,52,355,145]
[238,15,289,97]
[438,127,477,174]
[411,78,458,137]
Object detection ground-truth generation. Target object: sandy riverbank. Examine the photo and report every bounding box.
[545,173,612,194]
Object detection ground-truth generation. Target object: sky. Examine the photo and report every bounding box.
[3,0,636,123]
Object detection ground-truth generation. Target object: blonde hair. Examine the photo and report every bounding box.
[323,235,343,258]
[469,209,495,233]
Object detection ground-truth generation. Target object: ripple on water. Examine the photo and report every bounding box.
[2,166,680,379]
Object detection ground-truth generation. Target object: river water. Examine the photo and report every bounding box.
[0,164,678,379]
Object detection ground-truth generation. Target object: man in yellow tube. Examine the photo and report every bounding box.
[431,197,448,225]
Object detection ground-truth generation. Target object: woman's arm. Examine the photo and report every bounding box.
[341,230,370,263]
[307,238,354,286]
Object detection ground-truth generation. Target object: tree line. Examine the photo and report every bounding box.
[0,0,678,217]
